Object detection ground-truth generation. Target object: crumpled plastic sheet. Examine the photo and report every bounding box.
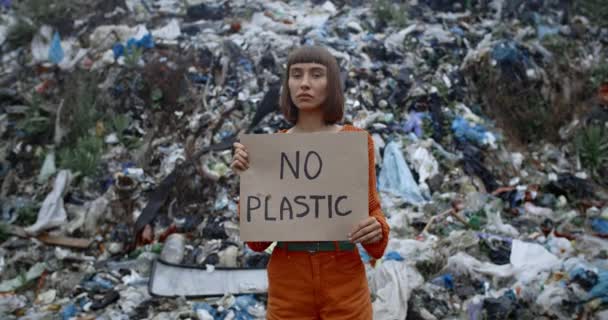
[447,252,515,283]
[65,194,110,235]
[193,294,265,320]
[485,200,520,237]
[535,282,570,318]
[510,240,560,284]
[25,170,71,235]
[0,294,27,314]
[368,260,424,320]
[405,142,439,184]
[378,141,426,205]
[118,286,150,315]
[0,262,46,292]
[452,117,497,149]
[384,238,439,264]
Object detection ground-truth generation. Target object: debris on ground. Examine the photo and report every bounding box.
[1,0,607,318]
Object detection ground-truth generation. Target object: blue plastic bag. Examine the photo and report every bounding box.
[402,112,426,138]
[452,117,494,147]
[48,32,64,64]
[591,218,608,237]
[378,141,425,205]
[384,251,405,261]
[431,273,454,290]
[113,33,155,58]
[61,304,77,320]
[587,270,608,303]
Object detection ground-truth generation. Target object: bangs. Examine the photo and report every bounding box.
[287,46,335,68]
[280,45,344,125]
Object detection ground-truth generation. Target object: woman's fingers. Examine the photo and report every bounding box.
[231,141,250,175]
[360,229,383,244]
[350,223,377,242]
[236,149,249,161]
[234,159,247,169]
[234,154,249,168]
[231,159,247,172]
[349,218,379,243]
[233,143,248,154]
[352,225,381,244]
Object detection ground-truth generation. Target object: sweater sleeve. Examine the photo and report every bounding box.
[237,200,272,252]
[361,133,390,259]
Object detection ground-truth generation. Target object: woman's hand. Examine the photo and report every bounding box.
[231,142,249,175]
[348,217,382,244]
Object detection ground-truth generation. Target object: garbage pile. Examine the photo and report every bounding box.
[1,0,608,319]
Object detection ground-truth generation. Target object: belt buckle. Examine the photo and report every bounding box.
[307,242,320,254]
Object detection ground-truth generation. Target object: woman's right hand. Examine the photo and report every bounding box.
[231,142,249,175]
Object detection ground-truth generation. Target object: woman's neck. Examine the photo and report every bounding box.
[293,109,327,132]
[288,106,343,133]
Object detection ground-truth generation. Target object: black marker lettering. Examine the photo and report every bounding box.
[328,194,333,218]
[294,195,310,218]
[309,195,325,218]
[335,196,352,216]
[280,196,293,220]
[280,151,299,179]
[304,151,323,180]
[246,196,261,222]
[264,195,276,221]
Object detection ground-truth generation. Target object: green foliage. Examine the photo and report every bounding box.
[415,258,445,280]
[373,0,409,28]
[577,0,608,28]
[541,35,579,65]
[467,209,487,231]
[63,72,101,146]
[16,94,51,137]
[15,204,40,226]
[109,114,129,140]
[12,0,77,28]
[106,114,141,149]
[469,58,559,143]
[150,87,163,109]
[575,125,608,178]
[6,18,37,49]
[464,0,472,10]
[124,47,143,69]
[0,223,9,243]
[58,135,104,177]
[590,61,608,89]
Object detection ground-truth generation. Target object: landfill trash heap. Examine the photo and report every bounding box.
[1,0,608,319]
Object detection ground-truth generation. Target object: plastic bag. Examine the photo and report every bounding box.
[370,260,424,320]
[25,170,71,235]
[378,141,425,205]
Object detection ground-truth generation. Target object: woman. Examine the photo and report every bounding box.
[232,45,389,320]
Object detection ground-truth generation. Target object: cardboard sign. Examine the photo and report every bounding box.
[239,131,369,241]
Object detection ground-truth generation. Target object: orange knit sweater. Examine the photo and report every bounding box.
[241,124,390,259]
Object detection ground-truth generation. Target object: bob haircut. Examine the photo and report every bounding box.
[279,46,344,125]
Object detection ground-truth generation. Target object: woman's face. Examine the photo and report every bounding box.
[288,63,328,111]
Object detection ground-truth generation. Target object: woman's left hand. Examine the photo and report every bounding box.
[348,217,382,244]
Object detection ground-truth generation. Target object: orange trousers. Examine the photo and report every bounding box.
[266,246,373,320]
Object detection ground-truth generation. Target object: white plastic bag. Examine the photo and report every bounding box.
[25,170,71,235]
[370,261,424,320]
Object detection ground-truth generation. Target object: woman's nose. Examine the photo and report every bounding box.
[300,75,311,88]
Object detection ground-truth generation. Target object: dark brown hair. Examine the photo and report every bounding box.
[279,46,344,124]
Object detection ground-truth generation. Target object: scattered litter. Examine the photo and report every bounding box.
[0,0,607,318]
